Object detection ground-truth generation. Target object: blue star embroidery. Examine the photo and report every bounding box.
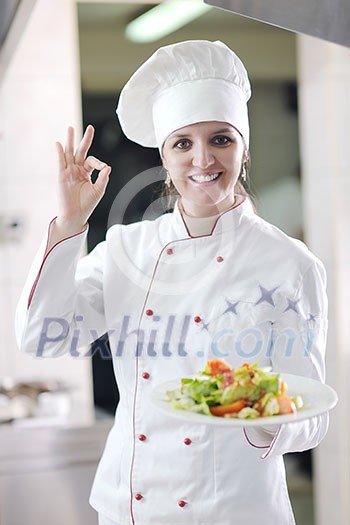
[284,298,300,313]
[201,322,210,332]
[255,285,278,307]
[224,299,240,315]
[308,313,317,322]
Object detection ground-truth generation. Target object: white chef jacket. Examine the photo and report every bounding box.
[15,198,328,525]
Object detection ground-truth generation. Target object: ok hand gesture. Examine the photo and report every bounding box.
[55,125,111,231]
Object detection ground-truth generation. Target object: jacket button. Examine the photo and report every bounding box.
[142,372,150,380]
[135,493,143,501]
[183,438,192,445]
[194,316,201,323]
[146,309,153,316]
[178,500,187,507]
[216,256,224,263]
[166,248,173,255]
[138,434,147,441]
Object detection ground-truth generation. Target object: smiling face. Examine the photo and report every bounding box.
[161,121,247,218]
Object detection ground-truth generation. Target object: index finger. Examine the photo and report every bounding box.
[75,125,95,165]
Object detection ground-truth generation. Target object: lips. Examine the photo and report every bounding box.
[190,172,222,183]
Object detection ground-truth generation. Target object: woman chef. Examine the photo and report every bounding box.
[15,40,328,525]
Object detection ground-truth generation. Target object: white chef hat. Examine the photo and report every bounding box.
[116,40,251,149]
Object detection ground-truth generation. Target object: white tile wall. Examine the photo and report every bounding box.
[297,34,350,525]
[0,0,93,424]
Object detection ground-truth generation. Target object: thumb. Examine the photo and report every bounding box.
[94,165,111,196]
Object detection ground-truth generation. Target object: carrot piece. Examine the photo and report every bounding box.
[210,399,246,417]
[280,380,286,395]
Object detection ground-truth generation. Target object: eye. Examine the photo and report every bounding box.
[211,135,233,146]
[173,139,191,150]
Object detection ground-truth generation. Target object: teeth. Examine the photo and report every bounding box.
[191,172,220,183]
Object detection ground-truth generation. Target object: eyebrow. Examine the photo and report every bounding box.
[169,127,235,139]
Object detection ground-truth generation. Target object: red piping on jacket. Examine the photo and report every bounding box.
[27,217,88,309]
[242,428,270,449]
[177,195,246,238]
[128,235,194,523]
[128,204,249,521]
[261,426,282,459]
[242,426,282,459]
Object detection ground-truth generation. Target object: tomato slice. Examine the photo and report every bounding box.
[276,395,296,414]
[210,399,246,417]
[206,359,232,376]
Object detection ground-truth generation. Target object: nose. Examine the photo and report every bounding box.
[192,142,215,169]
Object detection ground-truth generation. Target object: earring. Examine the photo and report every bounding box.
[165,171,172,188]
[240,162,247,182]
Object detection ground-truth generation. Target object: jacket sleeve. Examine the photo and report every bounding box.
[15,218,108,358]
[244,258,329,458]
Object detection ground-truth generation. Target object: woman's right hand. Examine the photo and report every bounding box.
[55,125,111,231]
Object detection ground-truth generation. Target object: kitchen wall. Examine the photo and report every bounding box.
[297,34,350,525]
[0,0,94,424]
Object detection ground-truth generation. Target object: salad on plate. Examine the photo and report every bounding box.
[166,360,304,419]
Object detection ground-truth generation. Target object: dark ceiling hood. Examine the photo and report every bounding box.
[0,0,21,47]
[0,0,38,82]
[204,0,350,48]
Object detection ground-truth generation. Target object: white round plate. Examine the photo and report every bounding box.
[149,374,338,427]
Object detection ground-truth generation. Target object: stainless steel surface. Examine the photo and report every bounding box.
[204,0,350,47]
[0,417,113,525]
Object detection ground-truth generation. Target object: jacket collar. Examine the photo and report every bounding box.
[169,196,255,239]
